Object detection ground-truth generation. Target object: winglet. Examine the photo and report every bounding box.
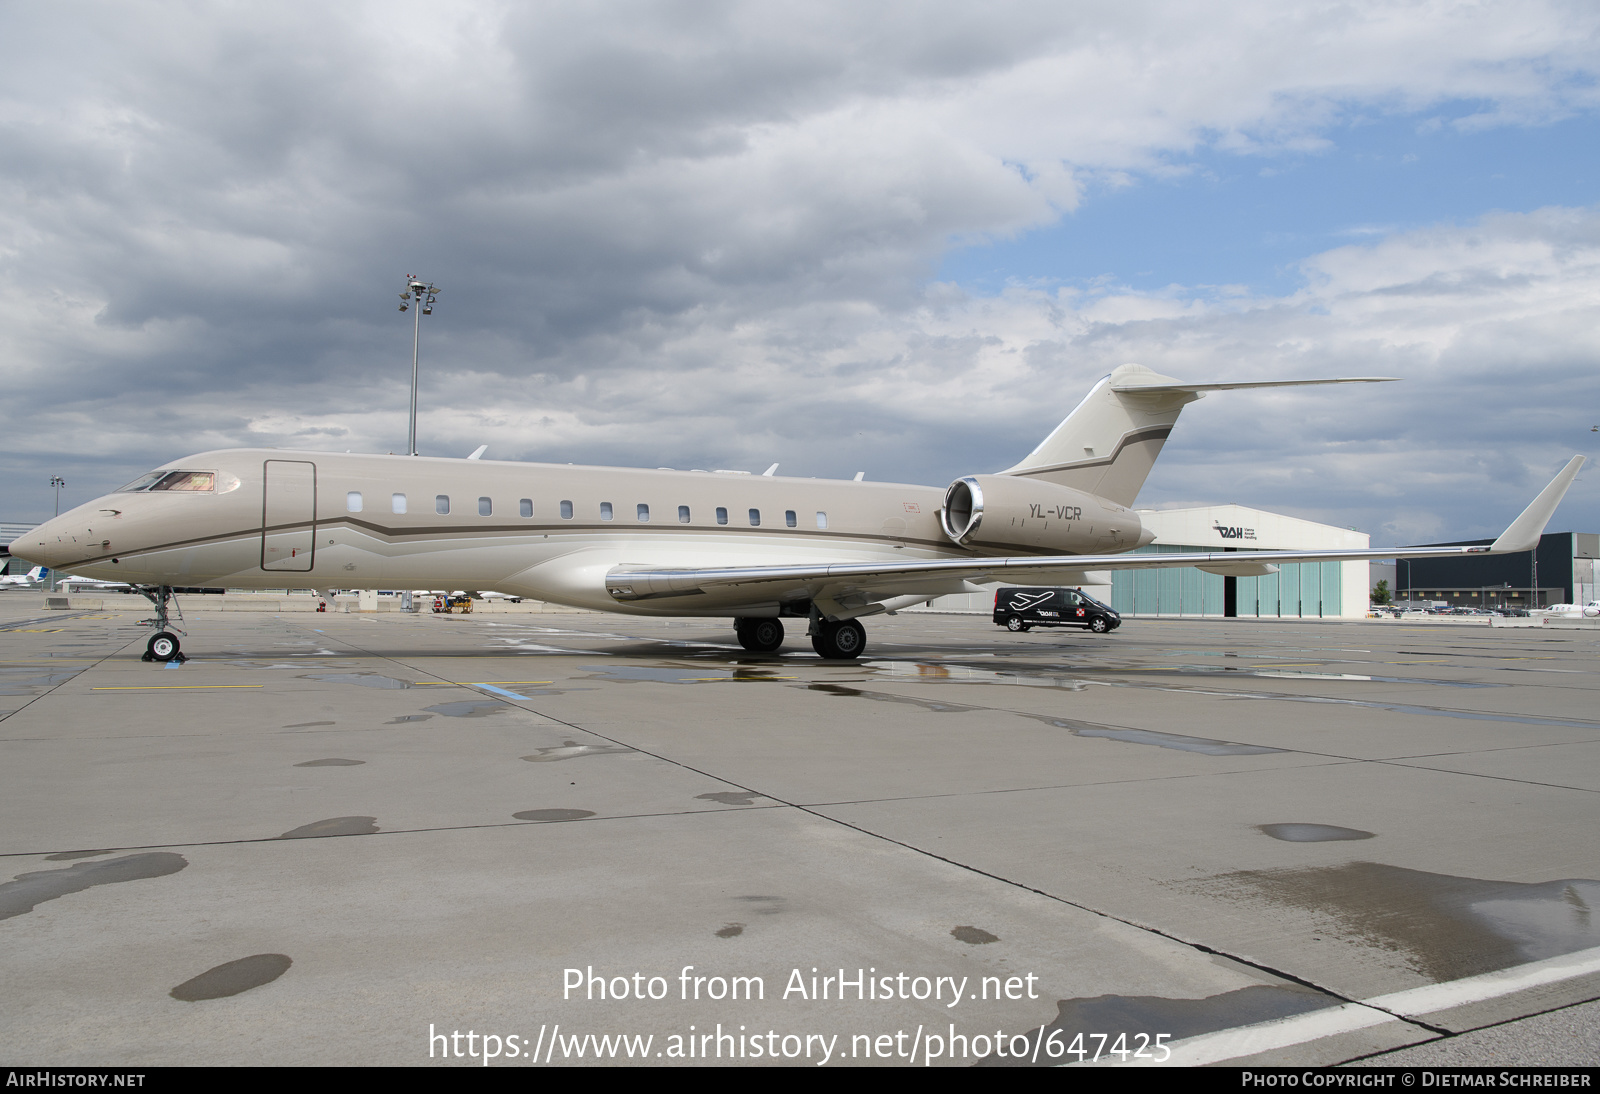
[1490,456,1586,553]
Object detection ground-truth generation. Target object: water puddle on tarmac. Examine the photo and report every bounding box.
[1196,861,1600,981]
[801,683,979,713]
[799,680,1285,754]
[1024,714,1286,756]
[277,816,379,838]
[863,660,1088,690]
[0,853,189,920]
[952,926,1000,944]
[695,791,768,806]
[426,700,506,718]
[170,954,292,1001]
[0,668,84,695]
[978,985,1334,1067]
[522,741,633,762]
[512,808,595,822]
[1258,823,1375,842]
[585,665,795,684]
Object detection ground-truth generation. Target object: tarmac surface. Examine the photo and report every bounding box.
[1,598,1597,1067]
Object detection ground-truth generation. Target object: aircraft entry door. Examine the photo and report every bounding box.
[261,460,317,572]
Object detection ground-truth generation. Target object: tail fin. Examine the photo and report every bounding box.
[998,364,1396,506]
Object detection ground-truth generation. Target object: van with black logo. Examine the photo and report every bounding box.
[994,587,1121,634]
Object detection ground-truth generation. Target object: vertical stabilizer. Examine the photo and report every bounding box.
[999,364,1199,506]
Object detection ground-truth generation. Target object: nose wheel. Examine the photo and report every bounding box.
[136,585,187,662]
[146,632,182,661]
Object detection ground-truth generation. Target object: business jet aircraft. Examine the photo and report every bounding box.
[0,564,47,588]
[10,364,1585,662]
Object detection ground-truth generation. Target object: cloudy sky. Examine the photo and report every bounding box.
[3,1,1598,544]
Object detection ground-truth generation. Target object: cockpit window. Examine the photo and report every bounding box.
[117,472,167,492]
[149,471,215,492]
[118,470,215,493]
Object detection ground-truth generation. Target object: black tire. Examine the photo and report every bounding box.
[810,618,866,659]
[735,617,785,652]
[1005,617,1024,632]
[1088,616,1109,633]
[148,632,180,660]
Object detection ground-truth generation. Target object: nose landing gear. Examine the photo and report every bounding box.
[136,585,187,662]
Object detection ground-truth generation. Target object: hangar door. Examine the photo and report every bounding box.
[261,460,317,572]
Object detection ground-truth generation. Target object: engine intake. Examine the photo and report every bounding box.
[941,475,1147,554]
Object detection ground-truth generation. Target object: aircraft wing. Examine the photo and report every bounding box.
[607,456,1585,605]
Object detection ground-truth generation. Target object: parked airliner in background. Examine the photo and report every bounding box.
[8,364,1585,662]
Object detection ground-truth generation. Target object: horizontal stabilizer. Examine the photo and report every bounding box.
[1110,377,1397,394]
[1490,456,1586,553]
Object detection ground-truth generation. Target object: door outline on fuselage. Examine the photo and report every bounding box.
[261,459,317,572]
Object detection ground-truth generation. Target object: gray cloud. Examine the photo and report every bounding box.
[2,2,1598,541]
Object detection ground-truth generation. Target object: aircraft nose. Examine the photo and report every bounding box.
[18,516,82,568]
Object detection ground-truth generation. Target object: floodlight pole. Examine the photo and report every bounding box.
[399,276,440,457]
[50,476,64,517]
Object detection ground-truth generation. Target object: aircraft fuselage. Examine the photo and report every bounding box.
[20,449,1140,615]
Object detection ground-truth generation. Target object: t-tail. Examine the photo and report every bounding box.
[997,363,1397,506]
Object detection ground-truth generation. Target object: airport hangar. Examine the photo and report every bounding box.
[1394,532,1599,609]
[921,504,1373,620]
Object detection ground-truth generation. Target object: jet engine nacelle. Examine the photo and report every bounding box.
[940,475,1147,553]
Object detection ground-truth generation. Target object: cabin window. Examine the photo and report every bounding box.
[560,500,573,519]
[600,502,613,520]
[749,508,761,526]
[392,493,407,514]
[716,507,728,525]
[519,498,533,518]
[637,503,650,522]
[785,510,797,528]
[436,495,450,515]
[478,496,492,517]
[346,491,363,513]
[816,511,827,529]
[678,505,690,523]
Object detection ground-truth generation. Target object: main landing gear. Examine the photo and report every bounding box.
[136,585,187,663]
[734,617,785,652]
[810,618,866,660]
[732,615,869,659]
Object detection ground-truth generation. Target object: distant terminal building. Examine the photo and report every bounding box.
[921,504,1371,620]
[1398,532,1597,609]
